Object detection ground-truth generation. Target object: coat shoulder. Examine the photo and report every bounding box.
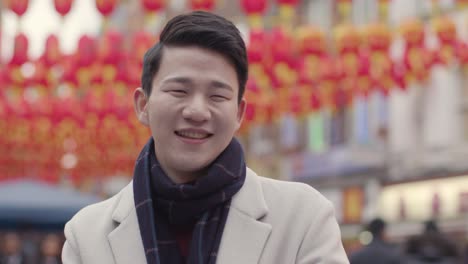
[257,175,330,209]
[66,182,131,232]
[245,173,348,263]
[254,174,335,232]
[62,182,140,263]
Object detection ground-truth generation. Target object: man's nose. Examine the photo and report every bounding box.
[182,95,211,122]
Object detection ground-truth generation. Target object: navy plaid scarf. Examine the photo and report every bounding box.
[133,137,246,264]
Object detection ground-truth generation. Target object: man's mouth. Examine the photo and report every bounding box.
[175,131,213,139]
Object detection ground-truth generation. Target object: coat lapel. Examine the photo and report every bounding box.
[216,168,272,264]
[107,183,147,264]
[106,169,271,264]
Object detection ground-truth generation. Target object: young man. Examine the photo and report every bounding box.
[62,11,348,264]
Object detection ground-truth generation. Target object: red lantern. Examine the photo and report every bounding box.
[276,0,299,27]
[403,47,432,84]
[309,86,322,112]
[391,62,407,91]
[288,86,308,116]
[334,23,361,56]
[60,61,79,90]
[362,22,395,95]
[270,27,295,66]
[8,0,29,17]
[43,34,62,67]
[0,67,9,92]
[131,31,155,64]
[247,29,267,64]
[363,23,391,52]
[456,41,468,70]
[189,0,216,11]
[400,19,425,47]
[113,53,130,94]
[241,79,259,131]
[334,23,362,95]
[127,62,142,88]
[355,53,372,98]
[433,17,457,45]
[9,33,29,66]
[55,96,83,127]
[30,97,54,169]
[141,0,165,12]
[400,19,432,84]
[30,60,49,93]
[318,57,340,110]
[269,28,298,115]
[240,0,267,28]
[432,16,458,65]
[95,0,118,17]
[76,35,97,68]
[335,24,371,99]
[98,30,123,65]
[54,0,74,16]
[241,0,267,14]
[97,31,123,85]
[89,63,105,89]
[296,26,326,56]
[277,0,299,4]
[296,26,327,86]
[71,37,94,88]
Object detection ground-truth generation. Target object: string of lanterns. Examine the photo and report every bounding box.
[1,0,468,184]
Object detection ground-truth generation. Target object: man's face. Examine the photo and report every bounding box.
[134,46,245,183]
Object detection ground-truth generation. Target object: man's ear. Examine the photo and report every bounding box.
[235,98,246,130]
[133,87,149,126]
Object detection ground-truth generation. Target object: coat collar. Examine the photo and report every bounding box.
[108,182,147,264]
[230,168,269,219]
[216,168,272,264]
[107,167,271,264]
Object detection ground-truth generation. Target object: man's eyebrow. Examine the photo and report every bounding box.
[161,77,193,85]
[210,81,233,91]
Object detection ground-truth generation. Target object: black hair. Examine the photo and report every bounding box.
[424,219,439,233]
[141,11,248,104]
[367,218,386,238]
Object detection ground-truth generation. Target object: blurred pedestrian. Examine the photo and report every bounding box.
[405,220,458,263]
[464,242,468,264]
[0,232,27,264]
[62,10,348,264]
[38,234,62,264]
[350,218,403,264]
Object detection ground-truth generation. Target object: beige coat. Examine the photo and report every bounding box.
[62,168,349,264]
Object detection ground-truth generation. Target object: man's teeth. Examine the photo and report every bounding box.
[177,131,209,139]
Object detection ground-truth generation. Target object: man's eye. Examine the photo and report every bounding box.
[211,95,228,101]
[169,90,187,96]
